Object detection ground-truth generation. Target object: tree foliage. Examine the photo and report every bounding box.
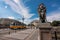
[51,20,60,26]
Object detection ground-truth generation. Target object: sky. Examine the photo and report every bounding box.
[0,0,60,24]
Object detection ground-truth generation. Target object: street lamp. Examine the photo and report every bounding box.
[22,16,25,27]
[22,16,24,24]
[53,27,57,40]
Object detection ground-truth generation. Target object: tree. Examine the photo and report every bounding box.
[51,20,60,26]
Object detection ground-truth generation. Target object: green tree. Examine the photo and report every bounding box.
[51,20,60,26]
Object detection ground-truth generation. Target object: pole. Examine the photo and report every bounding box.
[22,16,24,27]
[54,31,57,40]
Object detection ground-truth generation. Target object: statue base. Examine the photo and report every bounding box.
[39,22,51,27]
[39,22,52,40]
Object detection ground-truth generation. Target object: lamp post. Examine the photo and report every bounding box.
[53,27,57,40]
[22,16,25,27]
[17,17,24,24]
[22,16,24,24]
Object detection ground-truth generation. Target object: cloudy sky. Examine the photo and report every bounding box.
[0,0,60,24]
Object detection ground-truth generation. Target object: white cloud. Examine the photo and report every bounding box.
[23,18,39,24]
[13,0,19,3]
[5,6,8,8]
[18,17,39,25]
[47,10,60,22]
[3,0,35,24]
[8,16,15,19]
[28,10,60,23]
[3,0,60,24]
[4,0,34,19]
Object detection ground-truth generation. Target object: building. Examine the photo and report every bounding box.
[31,20,40,28]
[0,18,24,28]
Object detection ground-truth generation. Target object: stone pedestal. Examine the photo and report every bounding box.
[39,23,51,27]
[39,23,52,40]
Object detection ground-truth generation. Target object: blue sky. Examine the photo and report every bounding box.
[0,0,60,24]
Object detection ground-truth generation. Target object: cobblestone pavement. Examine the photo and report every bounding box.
[0,29,39,40]
[0,28,26,35]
